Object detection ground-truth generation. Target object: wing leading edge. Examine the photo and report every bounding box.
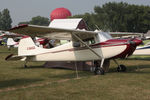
[8,24,98,40]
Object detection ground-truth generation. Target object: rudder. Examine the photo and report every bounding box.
[18,37,38,56]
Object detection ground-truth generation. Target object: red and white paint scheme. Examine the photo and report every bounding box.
[34,37,51,48]
[5,19,142,75]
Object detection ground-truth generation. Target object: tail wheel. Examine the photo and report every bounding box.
[94,68,105,75]
[24,65,28,68]
[117,65,126,72]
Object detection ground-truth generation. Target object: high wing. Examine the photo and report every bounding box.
[8,24,98,41]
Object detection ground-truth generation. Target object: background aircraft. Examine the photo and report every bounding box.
[1,31,51,50]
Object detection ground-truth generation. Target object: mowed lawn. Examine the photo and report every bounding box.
[0,46,150,100]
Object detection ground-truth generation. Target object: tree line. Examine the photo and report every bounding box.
[19,16,50,26]
[71,2,150,33]
[0,2,150,33]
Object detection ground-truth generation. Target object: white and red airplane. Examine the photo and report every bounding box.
[5,19,142,75]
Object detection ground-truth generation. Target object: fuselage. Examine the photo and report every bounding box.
[26,36,142,62]
[5,32,142,62]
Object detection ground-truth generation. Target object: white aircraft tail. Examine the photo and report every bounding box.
[18,37,48,56]
[7,38,17,46]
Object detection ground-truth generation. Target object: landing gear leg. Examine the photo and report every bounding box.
[113,59,126,72]
[24,61,28,68]
[94,59,105,75]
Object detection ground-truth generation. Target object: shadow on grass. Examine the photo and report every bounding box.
[15,65,77,70]
[15,63,150,78]
[48,71,93,79]
[108,64,150,74]
[0,78,43,89]
[0,52,10,53]
[15,65,44,69]
[15,65,94,78]
[127,57,150,61]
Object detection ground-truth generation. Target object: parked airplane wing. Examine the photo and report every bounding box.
[8,24,97,40]
[110,32,142,38]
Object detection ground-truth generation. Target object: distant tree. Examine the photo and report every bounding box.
[93,2,129,32]
[18,16,50,26]
[18,21,30,25]
[0,9,12,30]
[72,2,150,33]
[30,16,50,26]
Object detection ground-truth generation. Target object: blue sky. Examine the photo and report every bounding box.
[0,0,150,26]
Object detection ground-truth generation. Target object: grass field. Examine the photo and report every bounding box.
[0,46,150,100]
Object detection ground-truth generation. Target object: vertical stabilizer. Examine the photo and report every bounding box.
[18,37,39,56]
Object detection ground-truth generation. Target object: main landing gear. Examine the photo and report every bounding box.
[94,67,105,75]
[94,59,105,75]
[113,59,127,72]
[93,59,126,75]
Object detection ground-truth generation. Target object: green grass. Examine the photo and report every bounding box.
[143,40,150,45]
[0,46,150,100]
[139,39,150,47]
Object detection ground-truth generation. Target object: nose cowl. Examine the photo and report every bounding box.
[112,38,142,59]
[132,39,142,46]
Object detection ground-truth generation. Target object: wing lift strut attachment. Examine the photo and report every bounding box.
[72,33,105,75]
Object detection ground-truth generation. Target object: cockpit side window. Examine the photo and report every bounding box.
[98,32,113,42]
[83,37,95,45]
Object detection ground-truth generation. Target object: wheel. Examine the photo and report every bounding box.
[94,68,105,75]
[117,65,126,72]
[24,65,28,68]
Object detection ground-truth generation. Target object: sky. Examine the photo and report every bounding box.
[0,0,150,26]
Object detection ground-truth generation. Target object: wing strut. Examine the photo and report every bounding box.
[72,33,103,60]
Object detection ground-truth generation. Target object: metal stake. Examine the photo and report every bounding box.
[75,62,79,78]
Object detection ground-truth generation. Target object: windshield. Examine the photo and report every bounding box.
[98,32,112,42]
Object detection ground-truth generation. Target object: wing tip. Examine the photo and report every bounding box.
[8,24,28,31]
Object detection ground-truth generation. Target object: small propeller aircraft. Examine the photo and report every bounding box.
[5,18,142,75]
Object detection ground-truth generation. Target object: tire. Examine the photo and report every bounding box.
[117,65,126,72]
[94,68,105,75]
